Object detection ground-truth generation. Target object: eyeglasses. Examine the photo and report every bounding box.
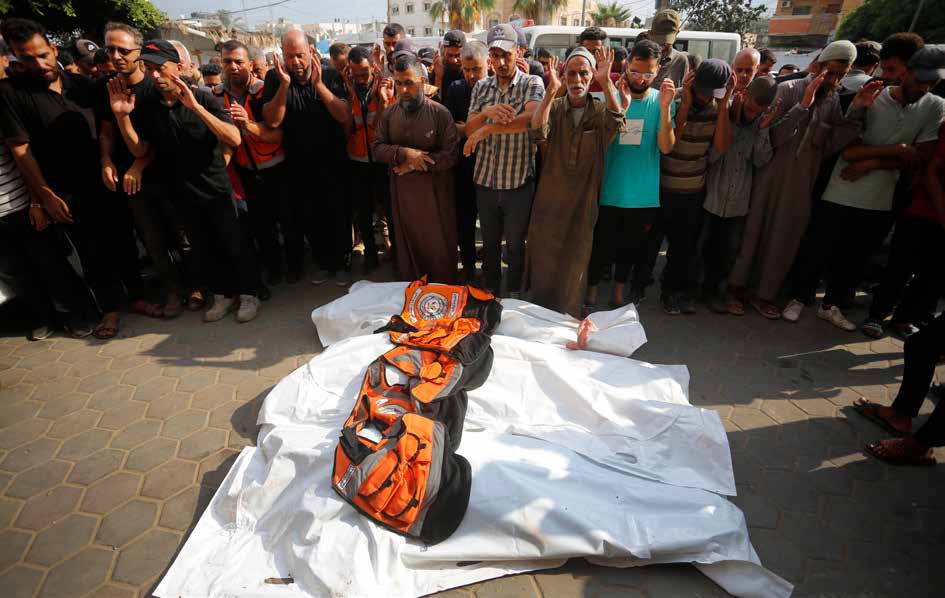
[627,71,656,81]
[105,46,140,57]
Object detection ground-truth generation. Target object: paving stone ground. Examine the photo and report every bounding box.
[0,264,942,598]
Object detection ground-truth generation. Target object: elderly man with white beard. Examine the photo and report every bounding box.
[522,47,626,317]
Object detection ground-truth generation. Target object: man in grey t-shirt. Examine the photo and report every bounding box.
[787,45,945,331]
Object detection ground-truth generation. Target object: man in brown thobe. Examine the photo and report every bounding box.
[525,47,625,316]
[373,54,460,283]
[727,40,882,319]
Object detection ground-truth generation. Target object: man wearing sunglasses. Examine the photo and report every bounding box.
[93,22,182,334]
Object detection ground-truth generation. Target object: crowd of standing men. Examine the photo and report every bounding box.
[0,8,944,463]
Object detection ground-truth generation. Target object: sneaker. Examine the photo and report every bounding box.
[626,287,644,306]
[63,316,93,338]
[335,270,351,287]
[204,295,236,322]
[782,299,804,323]
[236,294,260,323]
[678,294,697,315]
[861,318,884,339]
[311,270,331,285]
[661,293,681,316]
[817,304,856,331]
[28,325,53,341]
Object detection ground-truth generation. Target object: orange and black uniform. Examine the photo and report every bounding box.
[214,79,290,282]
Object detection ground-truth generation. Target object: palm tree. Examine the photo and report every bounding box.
[590,2,633,27]
[215,9,246,33]
[512,0,569,26]
[428,0,497,32]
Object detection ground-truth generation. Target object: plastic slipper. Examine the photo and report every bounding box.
[864,440,936,467]
[852,398,908,437]
[130,299,164,319]
[93,313,119,340]
[726,296,745,316]
[750,299,780,320]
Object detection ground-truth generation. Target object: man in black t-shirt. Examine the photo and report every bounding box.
[92,22,181,335]
[261,30,351,286]
[444,40,488,281]
[109,39,261,324]
[0,18,103,338]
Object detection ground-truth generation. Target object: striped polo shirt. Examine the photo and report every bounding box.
[660,100,719,194]
[469,69,545,190]
[0,142,28,219]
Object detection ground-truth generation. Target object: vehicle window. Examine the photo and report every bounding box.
[710,40,735,63]
[532,33,574,59]
[686,40,710,61]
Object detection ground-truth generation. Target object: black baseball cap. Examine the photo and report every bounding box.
[443,29,466,48]
[74,39,99,64]
[694,58,732,99]
[140,39,181,65]
[417,46,435,66]
[391,39,417,61]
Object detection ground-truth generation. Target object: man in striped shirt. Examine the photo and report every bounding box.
[463,24,545,297]
[659,59,734,315]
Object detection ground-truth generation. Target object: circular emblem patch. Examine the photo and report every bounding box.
[416,292,449,320]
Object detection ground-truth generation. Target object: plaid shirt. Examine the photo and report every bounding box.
[469,69,545,190]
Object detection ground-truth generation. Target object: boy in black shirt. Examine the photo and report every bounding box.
[109,39,261,323]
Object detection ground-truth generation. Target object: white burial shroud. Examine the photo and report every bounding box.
[155,281,793,598]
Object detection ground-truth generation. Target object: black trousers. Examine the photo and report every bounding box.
[174,193,259,297]
[891,313,945,447]
[699,211,745,296]
[285,161,348,274]
[661,191,706,296]
[128,183,181,295]
[0,208,90,327]
[791,201,893,307]
[587,206,659,288]
[476,180,534,293]
[237,162,290,277]
[347,160,391,263]
[455,159,477,272]
[868,215,945,324]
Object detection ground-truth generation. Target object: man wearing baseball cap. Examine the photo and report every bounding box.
[109,38,263,323]
[790,43,944,333]
[73,38,99,78]
[432,30,465,102]
[841,40,881,94]
[658,58,734,315]
[463,23,545,297]
[647,9,689,89]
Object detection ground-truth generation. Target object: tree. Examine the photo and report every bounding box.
[669,0,766,35]
[428,0,497,32]
[215,8,246,34]
[837,0,945,44]
[511,0,569,26]
[0,0,166,40]
[590,2,633,27]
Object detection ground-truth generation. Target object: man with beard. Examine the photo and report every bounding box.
[432,29,465,102]
[0,18,95,339]
[787,45,944,331]
[878,33,924,86]
[524,47,626,317]
[109,39,261,323]
[0,18,110,338]
[95,21,181,335]
[727,40,882,321]
[262,30,350,286]
[758,48,777,78]
[658,59,735,315]
[373,54,460,282]
[732,48,760,92]
[342,45,394,275]
[585,40,676,312]
[216,39,288,288]
[463,24,545,297]
[444,40,488,282]
[378,23,405,77]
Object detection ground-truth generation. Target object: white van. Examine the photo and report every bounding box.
[474,26,741,64]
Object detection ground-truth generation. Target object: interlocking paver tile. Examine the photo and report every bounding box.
[47,409,103,439]
[30,377,80,402]
[0,367,27,388]
[67,449,124,485]
[26,512,97,566]
[111,529,181,586]
[125,437,177,473]
[0,437,60,472]
[80,472,140,514]
[145,392,191,420]
[121,364,164,386]
[5,459,71,498]
[0,418,49,450]
[87,385,134,411]
[15,350,64,370]
[0,528,32,570]
[95,499,156,548]
[0,565,45,598]
[178,429,227,461]
[99,338,140,359]
[0,496,20,527]
[177,369,217,393]
[191,384,235,410]
[472,574,540,597]
[86,584,136,598]
[97,401,146,430]
[0,383,34,403]
[110,419,160,450]
[37,392,89,420]
[132,377,177,402]
[159,485,212,531]
[22,362,71,385]
[58,429,111,462]
[141,459,196,499]
[161,410,208,439]
[235,377,274,403]
[38,547,113,598]
[197,449,239,488]
[14,485,82,530]
[107,355,149,372]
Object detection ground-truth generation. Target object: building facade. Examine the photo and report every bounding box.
[768,0,864,46]
[386,0,596,35]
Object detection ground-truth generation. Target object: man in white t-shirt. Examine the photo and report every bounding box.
[786,46,945,330]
